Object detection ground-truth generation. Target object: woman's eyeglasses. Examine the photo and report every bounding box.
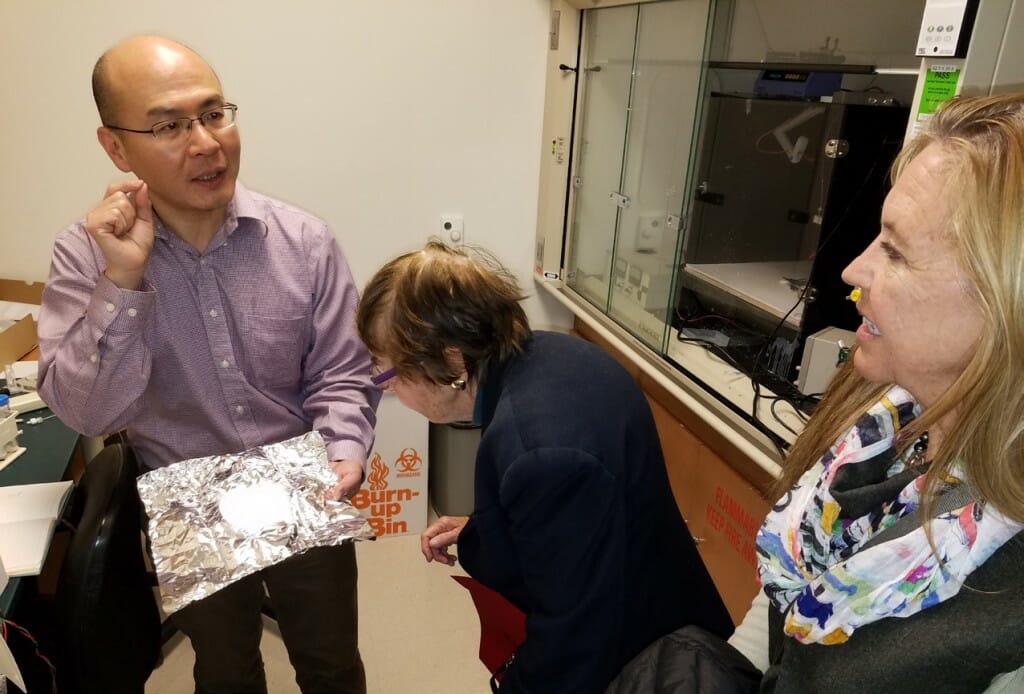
[371,362,465,390]
[370,365,397,389]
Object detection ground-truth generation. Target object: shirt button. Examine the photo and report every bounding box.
[235,405,244,414]
[105,302,115,313]
[220,359,230,368]
[90,354,98,363]
[200,258,207,266]
[209,309,218,318]
[127,308,138,317]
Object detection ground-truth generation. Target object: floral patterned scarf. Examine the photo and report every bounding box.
[756,385,1023,645]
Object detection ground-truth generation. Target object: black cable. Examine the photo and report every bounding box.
[770,398,803,438]
[1,618,57,694]
[668,333,790,456]
[746,138,898,435]
[674,332,748,375]
[748,280,808,441]
[556,12,584,277]
[760,390,819,412]
[675,289,822,456]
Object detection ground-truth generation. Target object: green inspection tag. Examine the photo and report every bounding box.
[918,66,961,118]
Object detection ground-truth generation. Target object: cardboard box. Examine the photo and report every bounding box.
[0,279,44,366]
[349,394,429,538]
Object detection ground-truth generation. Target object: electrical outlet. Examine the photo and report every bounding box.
[440,215,464,245]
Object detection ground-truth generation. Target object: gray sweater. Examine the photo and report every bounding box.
[762,533,1024,693]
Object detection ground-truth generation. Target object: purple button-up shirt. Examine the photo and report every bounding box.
[38,183,380,471]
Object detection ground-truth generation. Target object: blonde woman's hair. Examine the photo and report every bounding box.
[782,93,1024,524]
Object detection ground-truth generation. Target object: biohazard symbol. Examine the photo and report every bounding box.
[394,447,422,473]
[366,453,389,491]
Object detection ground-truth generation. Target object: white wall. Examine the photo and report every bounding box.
[726,0,926,69]
[0,0,572,330]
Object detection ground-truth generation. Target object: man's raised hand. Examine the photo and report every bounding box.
[85,180,155,290]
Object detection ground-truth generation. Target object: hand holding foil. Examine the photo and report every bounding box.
[137,431,375,615]
[328,458,365,500]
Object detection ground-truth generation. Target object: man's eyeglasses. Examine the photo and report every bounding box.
[371,365,397,389]
[104,103,238,143]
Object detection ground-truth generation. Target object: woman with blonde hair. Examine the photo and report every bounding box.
[753,92,1024,691]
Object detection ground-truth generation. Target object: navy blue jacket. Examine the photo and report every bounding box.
[458,331,733,693]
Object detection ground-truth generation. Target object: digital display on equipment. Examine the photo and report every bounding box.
[761,70,810,83]
[753,70,840,98]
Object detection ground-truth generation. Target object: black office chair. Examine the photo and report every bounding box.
[55,443,162,693]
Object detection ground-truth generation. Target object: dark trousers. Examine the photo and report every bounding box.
[169,543,365,694]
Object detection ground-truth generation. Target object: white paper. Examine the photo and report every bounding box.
[0,518,58,577]
[0,636,26,694]
[0,482,71,521]
[0,481,73,576]
[8,362,36,381]
[0,301,39,323]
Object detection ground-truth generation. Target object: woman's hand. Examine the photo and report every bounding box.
[420,515,469,565]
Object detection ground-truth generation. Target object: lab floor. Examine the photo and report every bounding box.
[144,533,490,693]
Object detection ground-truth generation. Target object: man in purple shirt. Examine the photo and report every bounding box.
[37,35,379,694]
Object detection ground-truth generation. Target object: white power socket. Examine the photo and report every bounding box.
[440,215,464,245]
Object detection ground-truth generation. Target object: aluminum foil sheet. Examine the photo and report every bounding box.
[136,430,375,615]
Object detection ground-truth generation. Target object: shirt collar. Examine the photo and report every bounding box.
[152,181,268,241]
